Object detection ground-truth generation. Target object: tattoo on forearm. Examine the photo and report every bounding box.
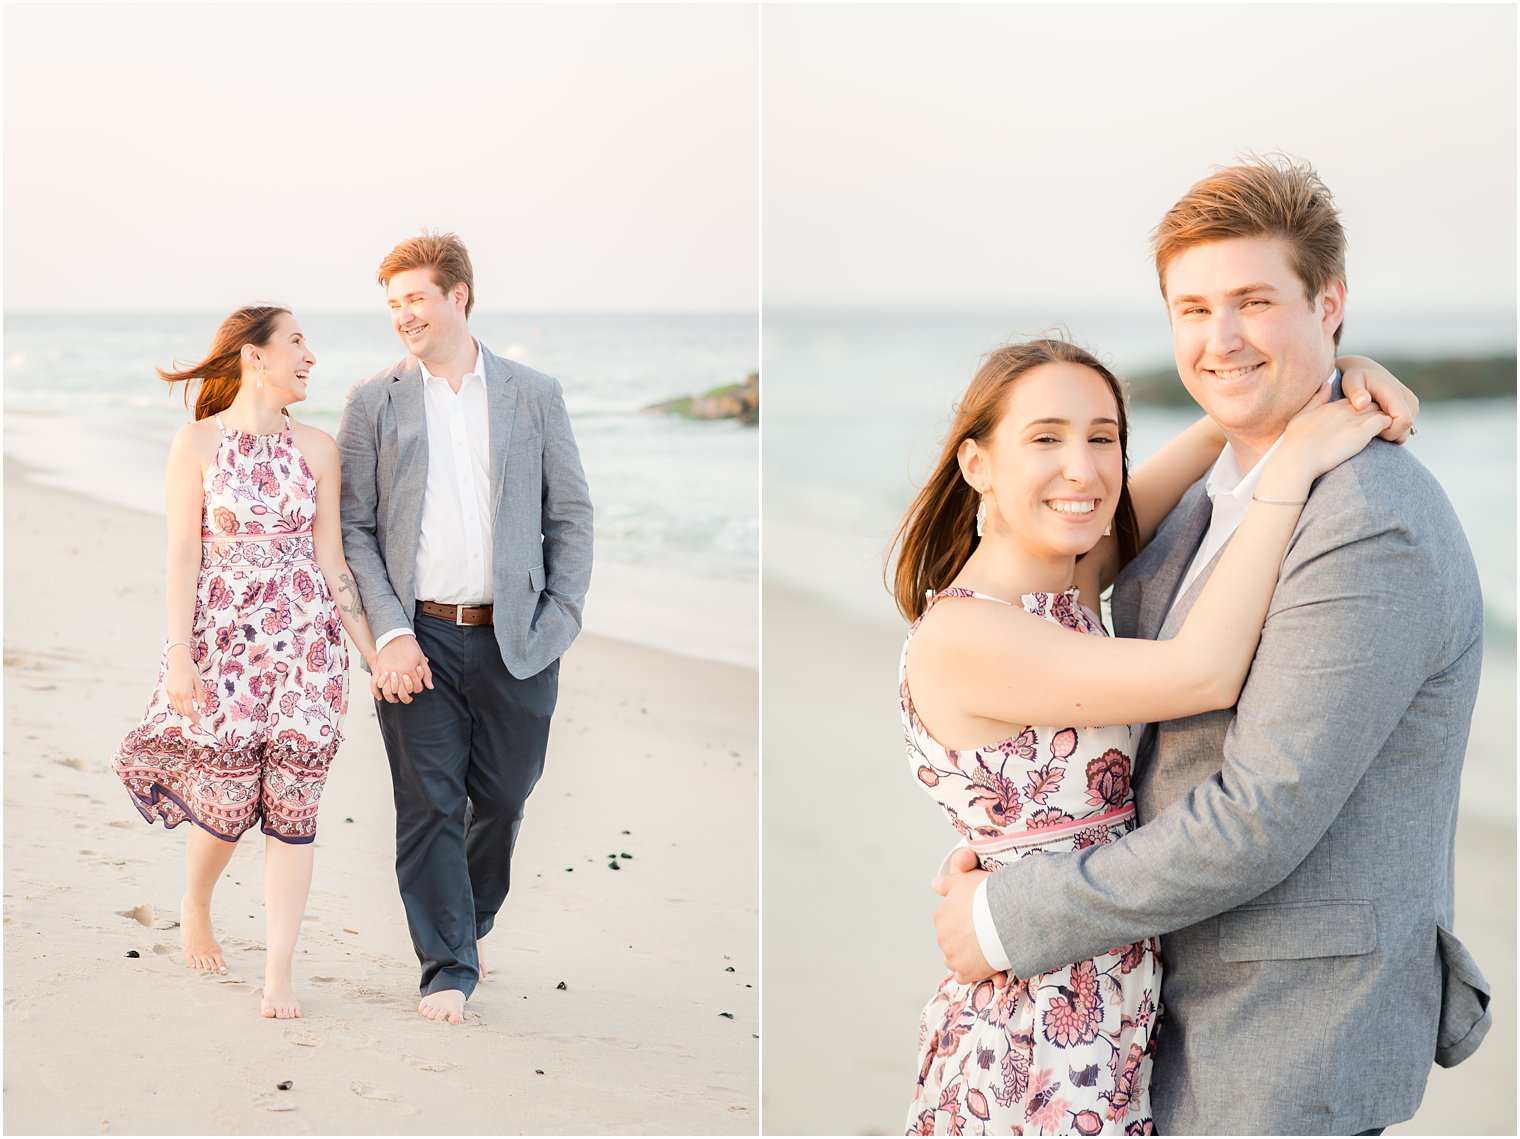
[338,572,366,617]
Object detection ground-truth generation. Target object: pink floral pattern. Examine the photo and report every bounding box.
[111,417,347,844]
[902,588,1157,1135]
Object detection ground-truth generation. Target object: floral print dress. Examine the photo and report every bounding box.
[902,588,1158,1136]
[112,415,348,844]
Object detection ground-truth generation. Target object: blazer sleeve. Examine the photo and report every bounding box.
[336,382,410,643]
[537,377,594,632]
[985,491,1462,978]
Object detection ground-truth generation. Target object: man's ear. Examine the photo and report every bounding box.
[454,282,470,313]
[1319,277,1347,340]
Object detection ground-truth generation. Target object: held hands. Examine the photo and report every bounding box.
[165,647,201,726]
[370,635,435,704]
[1337,356,1420,443]
[931,846,1009,988]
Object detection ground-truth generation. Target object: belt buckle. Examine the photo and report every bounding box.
[455,604,469,627]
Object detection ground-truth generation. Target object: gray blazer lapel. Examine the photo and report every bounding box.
[1142,485,1214,640]
[386,363,428,496]
[484,349,521,518]
[1157,531,1230,640]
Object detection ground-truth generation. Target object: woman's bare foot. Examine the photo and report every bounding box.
[179,895,227,973]
[477,939,488,981]
[418,989,466,1024]
[261,970,302,1019]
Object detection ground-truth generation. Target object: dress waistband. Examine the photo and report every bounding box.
[201,531,316,569]
[967,804,1136,856]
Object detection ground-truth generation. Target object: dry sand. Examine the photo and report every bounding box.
[3,460,758,1135]
[762,585,1516,1136]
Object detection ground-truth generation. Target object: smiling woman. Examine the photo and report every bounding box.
[111,305,385,1020]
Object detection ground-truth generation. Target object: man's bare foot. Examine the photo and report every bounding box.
[261,977,302,1019]
[418,989,466,1024]
[179,895,227,973]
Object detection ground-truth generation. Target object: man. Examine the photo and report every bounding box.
[933,158,1490,1133]
[337,232,593,1025]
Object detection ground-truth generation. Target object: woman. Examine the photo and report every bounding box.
[112,305,387,1019]
[891,339,1413,1134]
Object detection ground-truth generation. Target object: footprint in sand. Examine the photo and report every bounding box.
[350,1083,420,1115]
[105,820,136,829]
[53,757,87,771]
[250,1094,296,1113]
[409,1058,459,1073]
[117,903,156,927]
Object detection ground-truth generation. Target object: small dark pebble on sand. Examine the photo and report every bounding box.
[608,860,620,870]
[622,829,631,835]
[565,867,573,872]
[719,1011,735,1019]
[345,817,354,823]
[535,1069,545,1075]
[124,950,140,958]
[277,1081,293,1091]
[556,981,567,990]
[620,852,632,859]
[725,966,735,972]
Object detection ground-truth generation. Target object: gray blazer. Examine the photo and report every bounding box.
[985,439,1491,1134]
[336,345,593,679]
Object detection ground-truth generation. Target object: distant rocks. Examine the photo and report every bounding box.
[644,372,758,425]
[1126,354,1516,407]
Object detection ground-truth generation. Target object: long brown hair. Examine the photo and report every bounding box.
[158,305,290,421]
[888,338,1141,623]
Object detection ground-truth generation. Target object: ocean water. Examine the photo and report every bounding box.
[3,312,759,668]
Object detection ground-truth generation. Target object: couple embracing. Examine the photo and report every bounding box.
[111,232,593,1025]
[895,157,1491,1134]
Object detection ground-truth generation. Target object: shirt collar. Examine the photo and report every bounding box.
[1205,366,1340,502]
[417,340,485,387]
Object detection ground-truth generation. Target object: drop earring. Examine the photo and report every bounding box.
[255,366,265,392]
[975,495,987,537]
[1102,522,1112,537]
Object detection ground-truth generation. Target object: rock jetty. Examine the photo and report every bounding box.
[644,372,758,425]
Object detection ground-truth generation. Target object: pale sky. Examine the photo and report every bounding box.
[4,4,758,313]
[763,3,1517,313]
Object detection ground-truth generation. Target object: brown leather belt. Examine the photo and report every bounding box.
[418,600,494,626]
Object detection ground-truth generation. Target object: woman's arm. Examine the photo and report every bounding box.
[299,427,383,696]
[163,425,210,725]
[909,391,1392,741]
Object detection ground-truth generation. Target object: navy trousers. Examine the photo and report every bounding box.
[375,609,558,997]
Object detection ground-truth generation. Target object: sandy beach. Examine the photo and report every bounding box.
[3,460,758,1135]
[762,585,1516,1136]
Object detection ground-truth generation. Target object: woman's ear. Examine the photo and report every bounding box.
[956,438,984,494]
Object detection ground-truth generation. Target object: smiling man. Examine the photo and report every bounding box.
[337,232,593,1025]
[932,158,1491,1134]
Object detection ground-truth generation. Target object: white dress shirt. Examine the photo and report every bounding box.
[375,342,494,652]
[968,368,1339,976]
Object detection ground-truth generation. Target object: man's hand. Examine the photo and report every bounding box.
[931,846,1007,987]
[372,635,435,704]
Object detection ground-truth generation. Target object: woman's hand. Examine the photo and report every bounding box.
[1337,355,1419,443]
[1260,383,1392,499]
[165,647,201,726]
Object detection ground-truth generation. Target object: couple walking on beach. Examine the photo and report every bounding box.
[111,232,593,1025]
[894,157,1491,1135]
